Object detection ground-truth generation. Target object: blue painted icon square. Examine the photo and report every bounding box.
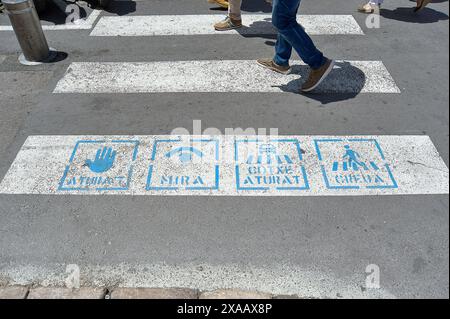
[146,138,220,191]
[235,139,309,191]
[314,138,398,190]
[58,140,139,191]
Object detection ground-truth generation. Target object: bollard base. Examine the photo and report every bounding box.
[18,48,58,66]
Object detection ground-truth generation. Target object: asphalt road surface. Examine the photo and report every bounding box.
[0,0,448,298]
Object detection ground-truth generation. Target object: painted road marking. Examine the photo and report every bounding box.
[315,139,398,190]
[147,138,220,191]
[0,10,101,31]
[0,135,447,196]
[90,14,364,36]
[0,56,5,65]
[59,140,139,191]
[53,60,400,94]
[235,139,309,191]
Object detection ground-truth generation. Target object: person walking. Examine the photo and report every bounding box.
[257,0,334,93]
[358,0,433,13]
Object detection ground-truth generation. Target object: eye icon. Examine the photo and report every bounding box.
[165,147,204,163]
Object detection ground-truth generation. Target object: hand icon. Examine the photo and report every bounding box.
[84,147,117,173]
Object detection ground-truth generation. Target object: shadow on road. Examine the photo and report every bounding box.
[38,1,87,25]
[380,6,449,24]
[236,18,277,43]
[241,0,272,13]
[51,50,69,63]
[36,0,136,25]
[94,0,136,16]
[209,0,272,13]
[277,61,366,105]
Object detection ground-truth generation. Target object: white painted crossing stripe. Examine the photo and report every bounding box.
[0,10,101,31]
[53,60,400,94]
[0,135,447,196]
[90,14,364,36]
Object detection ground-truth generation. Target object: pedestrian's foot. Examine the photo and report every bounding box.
[414,0,432,12]
[214,16,242,31]
[208,0,229,9]
[256,58,291,75]
[301,59,335,93]
[357,2,380,13]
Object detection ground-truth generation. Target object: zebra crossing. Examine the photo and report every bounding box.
[1,9,448,197]
[54,12,398,95]
[89,14,364,36]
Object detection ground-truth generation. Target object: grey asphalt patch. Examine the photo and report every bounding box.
[0,71,55,176]
[0,194,448,298]
[0,71,54,96]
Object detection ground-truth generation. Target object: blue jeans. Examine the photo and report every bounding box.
[272,0,326,70]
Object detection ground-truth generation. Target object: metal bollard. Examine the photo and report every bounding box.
[3,0,56,65]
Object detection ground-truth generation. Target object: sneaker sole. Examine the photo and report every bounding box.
[214,25,242,31]
[256,60,291,75]
[357,5,380,14]
[301,59,335,93]
[357,8,375,13]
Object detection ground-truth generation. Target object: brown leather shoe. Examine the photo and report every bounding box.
[357,2,380,13]
[414,0,432,12]
[214,16,242,31]
[301,59,335,93]
[256,58,291,75]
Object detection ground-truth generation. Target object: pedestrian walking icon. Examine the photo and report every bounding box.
[314,139,398,190]
[235,139,309,191]
[343,145,367,170]
[335,145,380,172]
[58,140,139,192]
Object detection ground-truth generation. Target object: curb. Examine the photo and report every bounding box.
[0,286,301,299]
